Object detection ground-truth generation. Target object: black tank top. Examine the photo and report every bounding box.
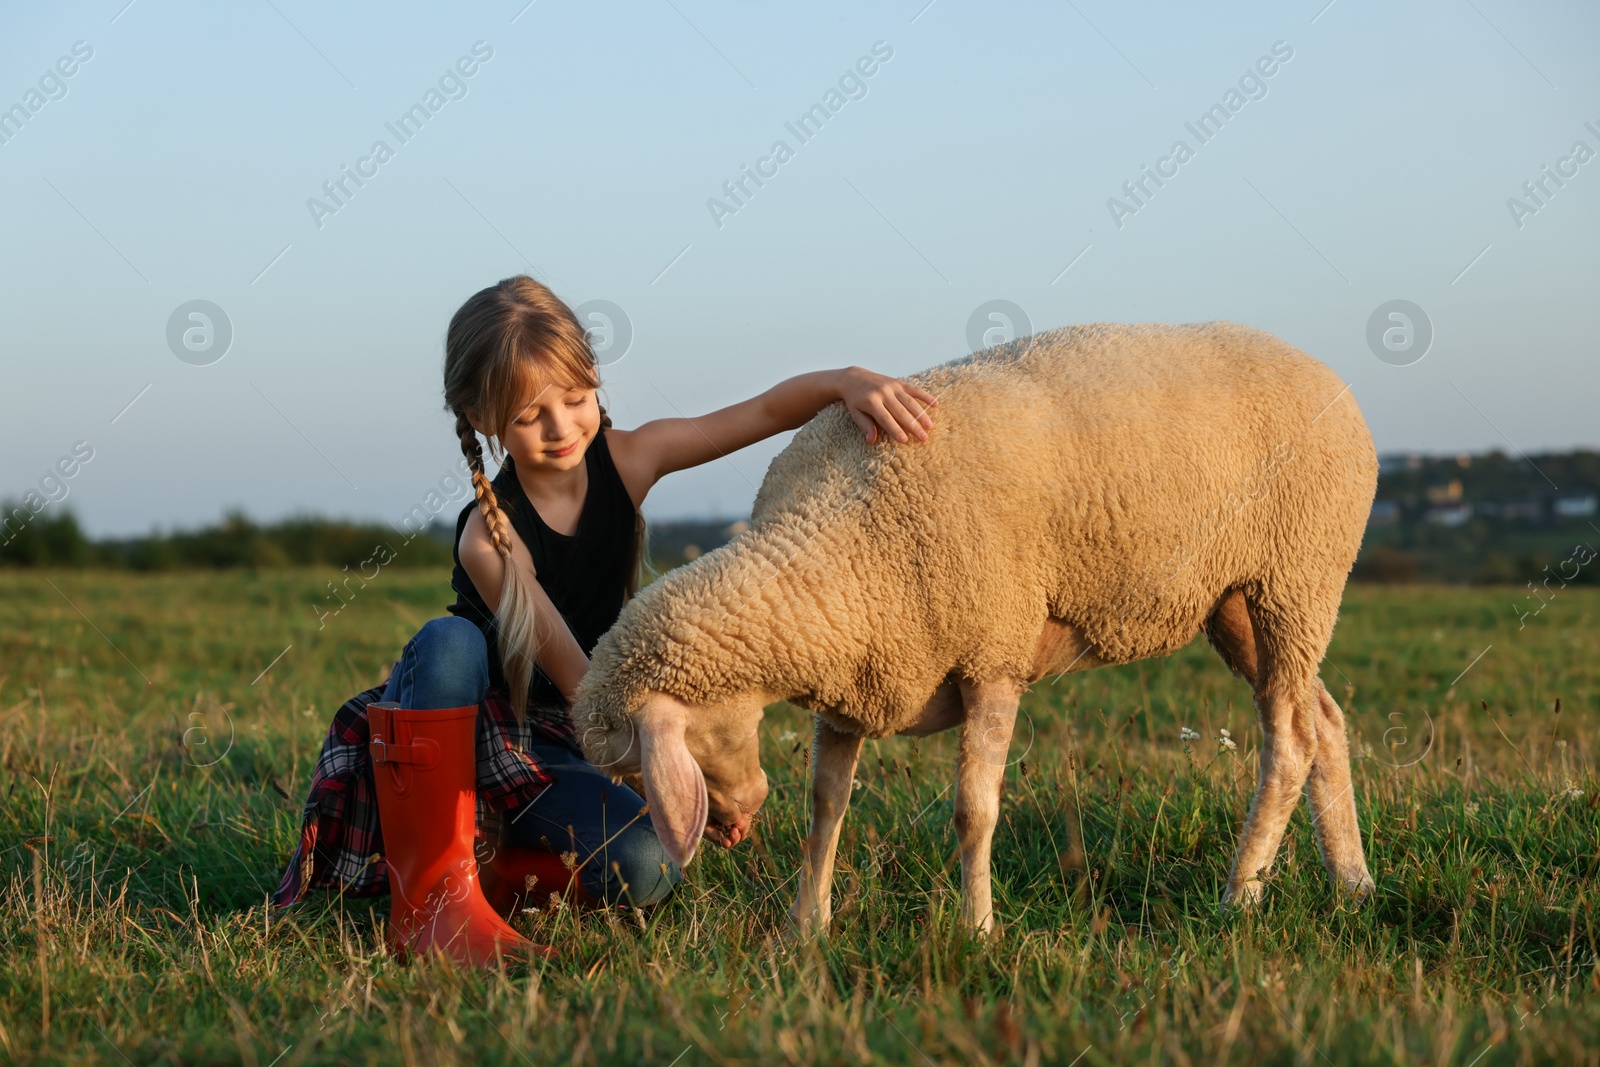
[446,427,637,711]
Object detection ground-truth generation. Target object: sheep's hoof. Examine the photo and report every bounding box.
[1221,879,1264,911]
[960,910,998,937]
[781,912,829,950]
[1335,872,1376,905]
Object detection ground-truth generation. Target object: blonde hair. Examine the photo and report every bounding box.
[443,275,646,720]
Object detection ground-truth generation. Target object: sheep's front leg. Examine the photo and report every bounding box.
[789,718,862,938]
[954,679,1020,934]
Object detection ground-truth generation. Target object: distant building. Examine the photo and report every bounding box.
[1554,494,1598,518]
[1377,453,1426,474]
[1368,500,1401,526]
[1424,503,1473,527]
[1424,479,1463,504]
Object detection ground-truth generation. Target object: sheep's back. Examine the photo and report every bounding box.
[754,321,1376,700]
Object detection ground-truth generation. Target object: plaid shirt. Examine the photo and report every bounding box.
[270,685,579,906]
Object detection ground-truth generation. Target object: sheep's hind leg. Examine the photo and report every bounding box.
[1224,680,1320,907]
[789,717,862,938]
[954,678,1021,934]
[1304,685,1374,899]
[1207,589,1372,903]
[1221,588,1333,909]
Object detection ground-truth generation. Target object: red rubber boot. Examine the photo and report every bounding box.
[367,702,556,964]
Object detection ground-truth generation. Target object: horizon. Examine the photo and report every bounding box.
[3,1,1597,538]
[10,442,1597,543]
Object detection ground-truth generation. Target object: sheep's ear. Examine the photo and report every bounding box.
[636,701,708,869]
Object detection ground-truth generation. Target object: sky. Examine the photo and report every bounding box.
[2,0,1597,537]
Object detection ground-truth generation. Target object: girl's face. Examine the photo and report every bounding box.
[493,381,602,475]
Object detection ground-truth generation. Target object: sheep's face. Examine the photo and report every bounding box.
[586,691,769,870]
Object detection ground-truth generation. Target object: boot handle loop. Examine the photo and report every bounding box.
[370,735,441,770]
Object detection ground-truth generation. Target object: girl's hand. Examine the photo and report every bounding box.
[838,367,938,444]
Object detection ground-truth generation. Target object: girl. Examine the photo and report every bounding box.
[274,275,936,942]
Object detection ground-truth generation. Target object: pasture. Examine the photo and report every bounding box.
[1,568,1596,1064]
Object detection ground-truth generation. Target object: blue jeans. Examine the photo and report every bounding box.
[381,616,682,907]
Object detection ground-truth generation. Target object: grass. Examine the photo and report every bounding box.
[1,568,1597,1065]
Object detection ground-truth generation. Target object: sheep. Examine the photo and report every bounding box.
[573,321,1378,934]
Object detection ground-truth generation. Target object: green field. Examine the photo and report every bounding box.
[1,569,1596,1065]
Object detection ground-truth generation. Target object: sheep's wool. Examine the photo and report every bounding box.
[573,322,1376,740]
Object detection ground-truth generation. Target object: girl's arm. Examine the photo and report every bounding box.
[609,367,937,498]
[458,506,590,704]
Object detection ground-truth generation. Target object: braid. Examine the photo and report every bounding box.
[454,409,540,721]
[456,411,514,560]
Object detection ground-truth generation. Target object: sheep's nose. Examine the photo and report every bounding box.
[728,812,754,845]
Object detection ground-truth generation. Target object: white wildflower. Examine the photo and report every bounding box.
[1218,732,1237,752]
[1565,787,1584,800]
[779,729,799,744]
[1463,802,1479,817]
[1219,728,1232,739]
[852,777,863,791]
[1180,727,1200,742]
